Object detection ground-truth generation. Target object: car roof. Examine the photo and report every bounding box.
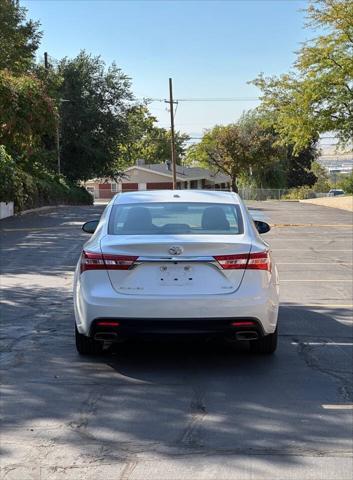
[113,190,240,205]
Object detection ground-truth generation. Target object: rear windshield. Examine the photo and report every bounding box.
[108,202,244,235]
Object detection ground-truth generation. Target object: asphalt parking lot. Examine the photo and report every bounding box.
[0,200,352,480]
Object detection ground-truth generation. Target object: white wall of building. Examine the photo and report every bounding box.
[0,201,14,219]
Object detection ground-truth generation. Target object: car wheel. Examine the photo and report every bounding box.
[75,324,103,355]
[250,326,278,354]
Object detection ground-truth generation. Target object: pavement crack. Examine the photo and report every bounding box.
[68,390,102,441]
[294,338,353,401]
[179,385,207,448]
[119,458,139,480]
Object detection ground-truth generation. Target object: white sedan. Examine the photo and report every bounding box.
[73,190,279,355]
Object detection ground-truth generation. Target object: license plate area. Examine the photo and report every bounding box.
[159,264,193,286]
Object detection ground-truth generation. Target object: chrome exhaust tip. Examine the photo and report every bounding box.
[94,332,118,341]
[236,331,259,341]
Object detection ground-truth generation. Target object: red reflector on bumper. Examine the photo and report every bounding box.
[231,321,256,327]
[96,321,120,327]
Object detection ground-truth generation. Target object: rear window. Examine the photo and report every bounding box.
[108,202,243,235]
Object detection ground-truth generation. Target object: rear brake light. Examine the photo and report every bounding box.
[231,321,256,327]
[80,251,105,272]
[102,254,138,270]
[80,251,138,273]
[96,321,120,327]
[247,251,271,271]
[213,254,248,269]
[214,251,271,271]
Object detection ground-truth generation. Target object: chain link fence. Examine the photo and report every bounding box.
[238,187,327,201]
[89,184,329,201]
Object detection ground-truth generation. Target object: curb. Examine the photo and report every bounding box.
[0,204,94,220]
[17,205,68,216]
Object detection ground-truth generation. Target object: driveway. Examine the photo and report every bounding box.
[1,201,352,479]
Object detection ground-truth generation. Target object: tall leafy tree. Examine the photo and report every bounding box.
[57,51,133,181]
[284,143,317,188]
[337,170,353,193]
[252,0,353,152]
[186,111,284,191]
[185,121,264,192]
[140,128,190,165]
[0,69,57,163]
[236,111,286,188]
[116,104,190,168]
[0,0,41,74]
[310,160,332,191]
[186,111,318,190]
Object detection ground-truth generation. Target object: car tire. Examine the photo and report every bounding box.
[250,326,278,354]
[75,324,102,355]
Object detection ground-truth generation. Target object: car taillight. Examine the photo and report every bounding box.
[80,251,138,273]
[102,254,138,270]
[247,251,271,271]
[213,254,249,269]
[80,251,105,272]
[214,251,271,271]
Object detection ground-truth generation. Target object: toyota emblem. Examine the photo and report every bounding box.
[168,246,183,256]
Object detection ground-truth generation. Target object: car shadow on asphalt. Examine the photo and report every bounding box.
[1,278,353,473]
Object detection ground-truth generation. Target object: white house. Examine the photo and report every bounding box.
[85,161,231,200]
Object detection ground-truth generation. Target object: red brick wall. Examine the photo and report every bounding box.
[147,182,173,190]
[122,183,138,192]
[98,183,114,199]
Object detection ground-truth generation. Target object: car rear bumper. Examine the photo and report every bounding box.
[75,295,278,336]
[90,317,266,341]
[74,269,279,337]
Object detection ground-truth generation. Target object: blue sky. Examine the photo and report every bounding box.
[23,0,310,138]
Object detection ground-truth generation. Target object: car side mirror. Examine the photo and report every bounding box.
[82,220,99,234]
[254,220,271,234]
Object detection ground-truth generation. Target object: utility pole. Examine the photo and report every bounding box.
[43,52,60,172]
[166,78,178,189]
[56,121,61,175]
[56,99,70,176]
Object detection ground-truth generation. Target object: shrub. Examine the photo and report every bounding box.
[282,186,317,200]
[337,172,353,195]
[0,145,93,211]
[0,145,16,202]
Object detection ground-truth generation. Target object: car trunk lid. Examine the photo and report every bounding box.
[100,234,251,296]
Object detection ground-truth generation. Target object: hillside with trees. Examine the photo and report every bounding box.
[1,0,352,212]
[186,0,352,196]
[0,0,189,211]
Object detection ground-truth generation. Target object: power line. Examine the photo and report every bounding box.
[176,97,259,102]
[139,97,259,103]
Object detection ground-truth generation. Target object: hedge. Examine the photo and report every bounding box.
[0,146,93,212]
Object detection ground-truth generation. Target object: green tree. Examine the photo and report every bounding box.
[0,144,16,201]
[142,128,190,165]
[237,111,285,188]
[186,111,318,190]
[115,105,156,168]
[0,0,41,74]
[337,170,353,193]
[116,104,190,168]
[0,69,57,163]
[185,122,264,192]
[310,160,331,191]
[57,51,133,181]
[252,0,353,153]
[284,143,318,188]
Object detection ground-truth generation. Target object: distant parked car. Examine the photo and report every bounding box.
[327,189,345,197]
[74,190,279,355]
